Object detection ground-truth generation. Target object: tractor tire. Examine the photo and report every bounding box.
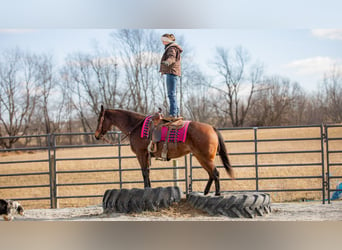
[102,186,182,214]
[187,192,271,218]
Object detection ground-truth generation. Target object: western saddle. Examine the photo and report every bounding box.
[147,111,184,161]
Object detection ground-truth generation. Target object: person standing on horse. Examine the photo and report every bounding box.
[159,33,183,120]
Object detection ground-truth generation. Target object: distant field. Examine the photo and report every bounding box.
[1,126,341,209]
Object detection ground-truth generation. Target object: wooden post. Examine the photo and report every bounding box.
[49,153,57,208]
[173,160,178,187]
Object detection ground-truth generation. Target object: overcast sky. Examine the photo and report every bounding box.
[0,0,342,92]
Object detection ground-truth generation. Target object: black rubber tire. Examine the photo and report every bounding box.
[187,192,271,218]
[102,186,182,214]
[103,189,121,213]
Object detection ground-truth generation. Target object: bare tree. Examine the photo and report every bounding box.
[249,76,304,126]
[33,53,59,135]
[62,53,94,134]
[110,29,163,114]
[59,46,122,139]
[182,67,216,123]
[321,66,342,123]
[302,93,325,125]
[89,51,122,109]
[0,49,38,148]
[211,46,263,127]
[289,85,307,125]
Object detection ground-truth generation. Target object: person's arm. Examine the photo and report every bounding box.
[164,47,177,65]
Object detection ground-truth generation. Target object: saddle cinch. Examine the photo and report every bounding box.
[145,112,189,161]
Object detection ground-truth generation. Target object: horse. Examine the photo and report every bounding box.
[94,105,234,196]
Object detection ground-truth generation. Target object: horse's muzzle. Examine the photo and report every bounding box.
[94,131,101,140]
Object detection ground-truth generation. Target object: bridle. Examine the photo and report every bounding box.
[95,109,145,144]
[95,110,112,144]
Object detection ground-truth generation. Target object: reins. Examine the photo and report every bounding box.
[120,118,145,141]
[101,135,114,145]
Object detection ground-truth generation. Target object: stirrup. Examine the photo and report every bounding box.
[147,140,157,153]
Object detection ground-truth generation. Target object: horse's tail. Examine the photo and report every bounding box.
[214,127,234,179]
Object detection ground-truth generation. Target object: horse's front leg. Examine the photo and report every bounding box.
[137,151,151,188]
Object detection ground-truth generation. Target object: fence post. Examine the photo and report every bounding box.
[118,133,122,189]
[49,153,57,208]
[320,124,326,204]
[173,160,178,187]
[254,127,259,192]
[325,125,331,204]
[48,134,57,209]
[184,155,188,195]
[188,154,193,194]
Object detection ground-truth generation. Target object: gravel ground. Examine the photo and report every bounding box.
[9,200,342,221]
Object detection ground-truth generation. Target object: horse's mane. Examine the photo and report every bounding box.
[107,108,146,120]
[107,108,142,115]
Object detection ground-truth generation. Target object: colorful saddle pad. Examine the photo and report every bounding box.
[141,115,190,143]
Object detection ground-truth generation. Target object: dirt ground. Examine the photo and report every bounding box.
[8,200,342,221]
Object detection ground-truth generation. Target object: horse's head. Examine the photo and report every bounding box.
[94,105,111,140]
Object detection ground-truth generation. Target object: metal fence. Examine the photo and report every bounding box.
[190,125,327,202]
[0,124,341,208]
[325,125,342,203]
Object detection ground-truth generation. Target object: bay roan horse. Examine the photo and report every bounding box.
[94,105,234,196]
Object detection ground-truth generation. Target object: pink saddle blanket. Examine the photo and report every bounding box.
[140,115,190,143]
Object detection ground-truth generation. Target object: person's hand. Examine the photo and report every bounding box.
[161,61,170,66]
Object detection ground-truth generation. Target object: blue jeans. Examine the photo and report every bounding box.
[166,74,179,117]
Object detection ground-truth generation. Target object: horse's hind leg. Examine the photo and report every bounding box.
[196,156,221,196]
[213,168,220,196]
[204,178,213,195]
[204,167,220,196]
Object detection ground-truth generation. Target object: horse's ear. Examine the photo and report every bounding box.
[101,105,104,113]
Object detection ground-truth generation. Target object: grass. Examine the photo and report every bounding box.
[0,126,341,209]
